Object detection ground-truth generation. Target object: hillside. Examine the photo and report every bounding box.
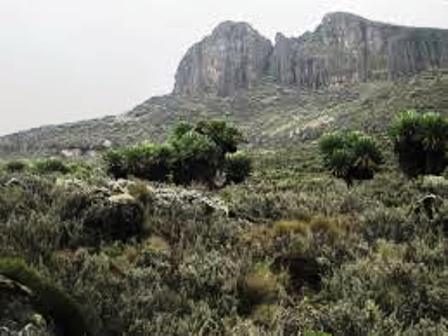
[1,70,448,157]
[1,12,448,157]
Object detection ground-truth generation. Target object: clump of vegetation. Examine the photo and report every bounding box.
[0,258,91,336]
[104,143,173,181]
[103,120,251,188]
[239,263,280,313]
[224,151,252,184]
[319,131,384,186]
[390,111,448,177]
[4,160,29,173]
[33,158,71,175]
[2,114,448,335]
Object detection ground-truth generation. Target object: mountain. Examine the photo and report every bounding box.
[1,12,448,157]
[175,12,448,95]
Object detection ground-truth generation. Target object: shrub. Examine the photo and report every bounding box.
[319,131,383,186]
[124,143,173,182]
[82,194,145,245]
[5,160,28,173]
[103,120,247,188]
[390,111,448,177]
[239,263,279,312]
[193,119,245,154]
[102,149,127,179]
[34,158,70,175]
[224,152,252,184]
[0,258,91,336]
[169,128,220,186]
[103,144,173,182]
[274,220,309,236]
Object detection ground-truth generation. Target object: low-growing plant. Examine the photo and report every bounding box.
[33,158,71,175]
[4,160,28,172]
[0,258,91,336]
[239,263,280,312]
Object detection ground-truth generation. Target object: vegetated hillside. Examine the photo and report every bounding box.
[0,139,447,335]
[1,69,448,157]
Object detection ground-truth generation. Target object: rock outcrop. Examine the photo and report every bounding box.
[174,21,273,97]
[270,12,448,87]
[175,12,448,96]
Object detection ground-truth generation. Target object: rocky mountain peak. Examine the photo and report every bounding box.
[211,20,257,36]
[321,11,368,25]
[175,13,448,97]
[173,21,273,97]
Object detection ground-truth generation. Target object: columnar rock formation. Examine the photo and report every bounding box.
[174,21,273,97]
[174,12,448,97]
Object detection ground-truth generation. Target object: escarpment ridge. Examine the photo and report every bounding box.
[175,12,448,96]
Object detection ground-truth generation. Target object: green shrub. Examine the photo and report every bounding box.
[169,128,220,186]
[124,143,173,182]
[224,152,252,184]
[390,111,448,177]
[0,258,91,336]
[5,160,28,173]
[319,131,383,186]
[102,149,127,179]
[34,158,70,175]
[103,120,247,188]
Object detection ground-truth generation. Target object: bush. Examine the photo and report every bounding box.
[0,258,91,336]
[82,194,145,245]
[238,263,280,313]
[102,149,127,179]
[34,158,70,175]
[169,128,220,186]
[319,131,384,186]
[4,160,28,173]
[390,111,448,177]
[103,120,247,188]
[124,143,173,182]
[224,152,252,184]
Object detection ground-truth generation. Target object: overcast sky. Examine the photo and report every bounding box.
[1,0,448,135]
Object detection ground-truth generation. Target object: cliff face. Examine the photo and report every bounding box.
[175,12,448,96]
[174,21,273,97]
[270,12,448,87]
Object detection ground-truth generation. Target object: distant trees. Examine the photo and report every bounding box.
[390,111,448,178]
[103,120,252,188]
[319,131,384,186]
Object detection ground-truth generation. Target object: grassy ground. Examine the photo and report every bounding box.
[0,144,447,335]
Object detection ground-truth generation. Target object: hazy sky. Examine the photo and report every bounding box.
[1,0,448,135]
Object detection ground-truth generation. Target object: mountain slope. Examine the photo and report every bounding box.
[1,69,447,157]
[1,12,448,157]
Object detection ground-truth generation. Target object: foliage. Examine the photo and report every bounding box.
[319,131,384,186]
[0,258,91,336]
[390,111,448,177]
[33,158,71,175]
[224,152,252,184]
[1,142,448,335]
[4,160,29,172]
[103,120,249,187]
